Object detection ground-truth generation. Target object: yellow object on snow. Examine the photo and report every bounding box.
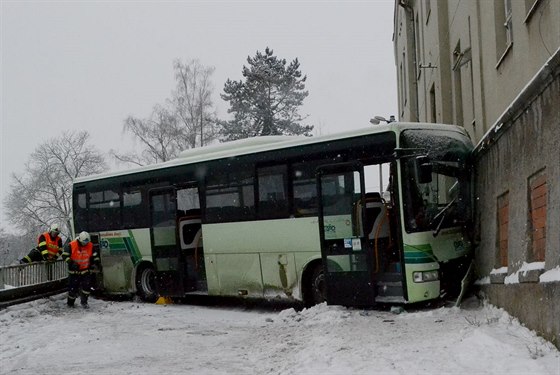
[155,296,173,305]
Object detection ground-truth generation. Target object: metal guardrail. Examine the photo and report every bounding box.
[0,260,67,288]
[0,260,68,308]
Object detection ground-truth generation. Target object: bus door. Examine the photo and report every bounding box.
[149,187,185,297]
[317,163,376,306]
[176,185,204,292]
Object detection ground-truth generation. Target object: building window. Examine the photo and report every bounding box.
[452,41,464,127]
[399,62,404,116]
[402,53,407,106]
[495,0,513,66]
[429,84,436,122]
[524,0,542,23]
[528,171,547,262]
[467,17,477,138]
[504,0,513,45]
[424,0,431,24]
[415,13,421,80]
[497,192,509,267]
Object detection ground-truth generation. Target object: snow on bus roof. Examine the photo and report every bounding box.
[73,122,467,184]
[176,135,301,159]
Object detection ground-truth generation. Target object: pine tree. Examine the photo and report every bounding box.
[220,47,313,141]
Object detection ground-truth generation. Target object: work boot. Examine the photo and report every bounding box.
[67,297,75,308]
[80,295,89,309]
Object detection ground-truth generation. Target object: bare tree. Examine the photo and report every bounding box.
[3,130,106,237]
[0,228,36,266]
[171,59,219,148]
[111,104,181,166]
[113,59,219,167]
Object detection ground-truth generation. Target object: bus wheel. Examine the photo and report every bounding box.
[306,264,326,306]
[136,264,157,303]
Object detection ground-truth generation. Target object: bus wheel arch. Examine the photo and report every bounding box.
[135,262,158,302]
[302,260,326,307]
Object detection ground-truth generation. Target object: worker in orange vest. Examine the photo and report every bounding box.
[62,231,99,308]
[20,224,63,264]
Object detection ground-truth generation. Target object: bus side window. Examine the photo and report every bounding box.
[204,166,255,223]
[292,162,319,217]
[258,164,289,219]
[88,189,121,231]
[73,190,88,232]
[123,189,144,229]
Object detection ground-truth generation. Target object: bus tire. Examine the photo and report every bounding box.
[136,264,157,303]
[305,263,326,307]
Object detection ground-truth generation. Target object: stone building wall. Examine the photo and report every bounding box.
[474,51,560,348]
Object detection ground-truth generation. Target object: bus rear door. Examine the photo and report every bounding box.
[149,187,185,297]
[317,163,376,306]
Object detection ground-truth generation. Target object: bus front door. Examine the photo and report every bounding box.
[317,163,376,306]
[149,188,185,297]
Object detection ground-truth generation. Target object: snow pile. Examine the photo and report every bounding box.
[0,295,558,374]
[505,262,546,284]
[485,263,560,284]
[276,303,350,326]
[490,266,508,275]
[540,266,560,283]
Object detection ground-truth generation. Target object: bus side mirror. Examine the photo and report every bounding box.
[414,156,433,184]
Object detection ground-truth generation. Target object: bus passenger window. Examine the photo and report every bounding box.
[204,167,255,223]
[177,187,200,217]
[74,191,88,232]
[122,190,144,229]
[89,189,121,231]
[258,165,288,219]
[151,193,175,227]
[293,162,319,216]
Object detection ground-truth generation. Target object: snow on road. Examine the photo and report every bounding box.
[0,294,558,374]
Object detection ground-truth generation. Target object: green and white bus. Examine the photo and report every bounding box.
[72,122,474,306]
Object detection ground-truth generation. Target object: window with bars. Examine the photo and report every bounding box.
[497,192,509,267]
[528,171,547,262]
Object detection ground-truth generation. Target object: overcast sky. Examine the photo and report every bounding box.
[1,0,397,230]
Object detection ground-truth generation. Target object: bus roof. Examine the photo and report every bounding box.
[74,122,468,184]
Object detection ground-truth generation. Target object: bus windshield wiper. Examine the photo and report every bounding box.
[430,197,457,237]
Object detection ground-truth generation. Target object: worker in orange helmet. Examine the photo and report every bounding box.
[20,224,63,264]
[61,231,99,308]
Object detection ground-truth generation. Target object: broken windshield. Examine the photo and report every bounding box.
[400,129,472,234]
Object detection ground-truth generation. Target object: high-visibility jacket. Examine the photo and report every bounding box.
[38,232,62,261]
[67,240,94,272]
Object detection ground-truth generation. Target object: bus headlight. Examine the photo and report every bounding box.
[413,270,439,283]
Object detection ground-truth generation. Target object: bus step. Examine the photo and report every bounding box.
[378,271,402,282]
[375,295,406,304]
[376,279,403,299]
[196,280,208,292]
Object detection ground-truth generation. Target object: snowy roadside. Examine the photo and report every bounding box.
[0,295,558,375]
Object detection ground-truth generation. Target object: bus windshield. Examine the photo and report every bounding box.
[400,129,472,234]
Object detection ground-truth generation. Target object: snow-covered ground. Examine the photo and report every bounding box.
[0,295,558,375]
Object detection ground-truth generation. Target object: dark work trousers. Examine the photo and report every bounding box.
[67,272,91,305]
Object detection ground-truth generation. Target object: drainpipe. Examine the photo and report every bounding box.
[398,0,420,122]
